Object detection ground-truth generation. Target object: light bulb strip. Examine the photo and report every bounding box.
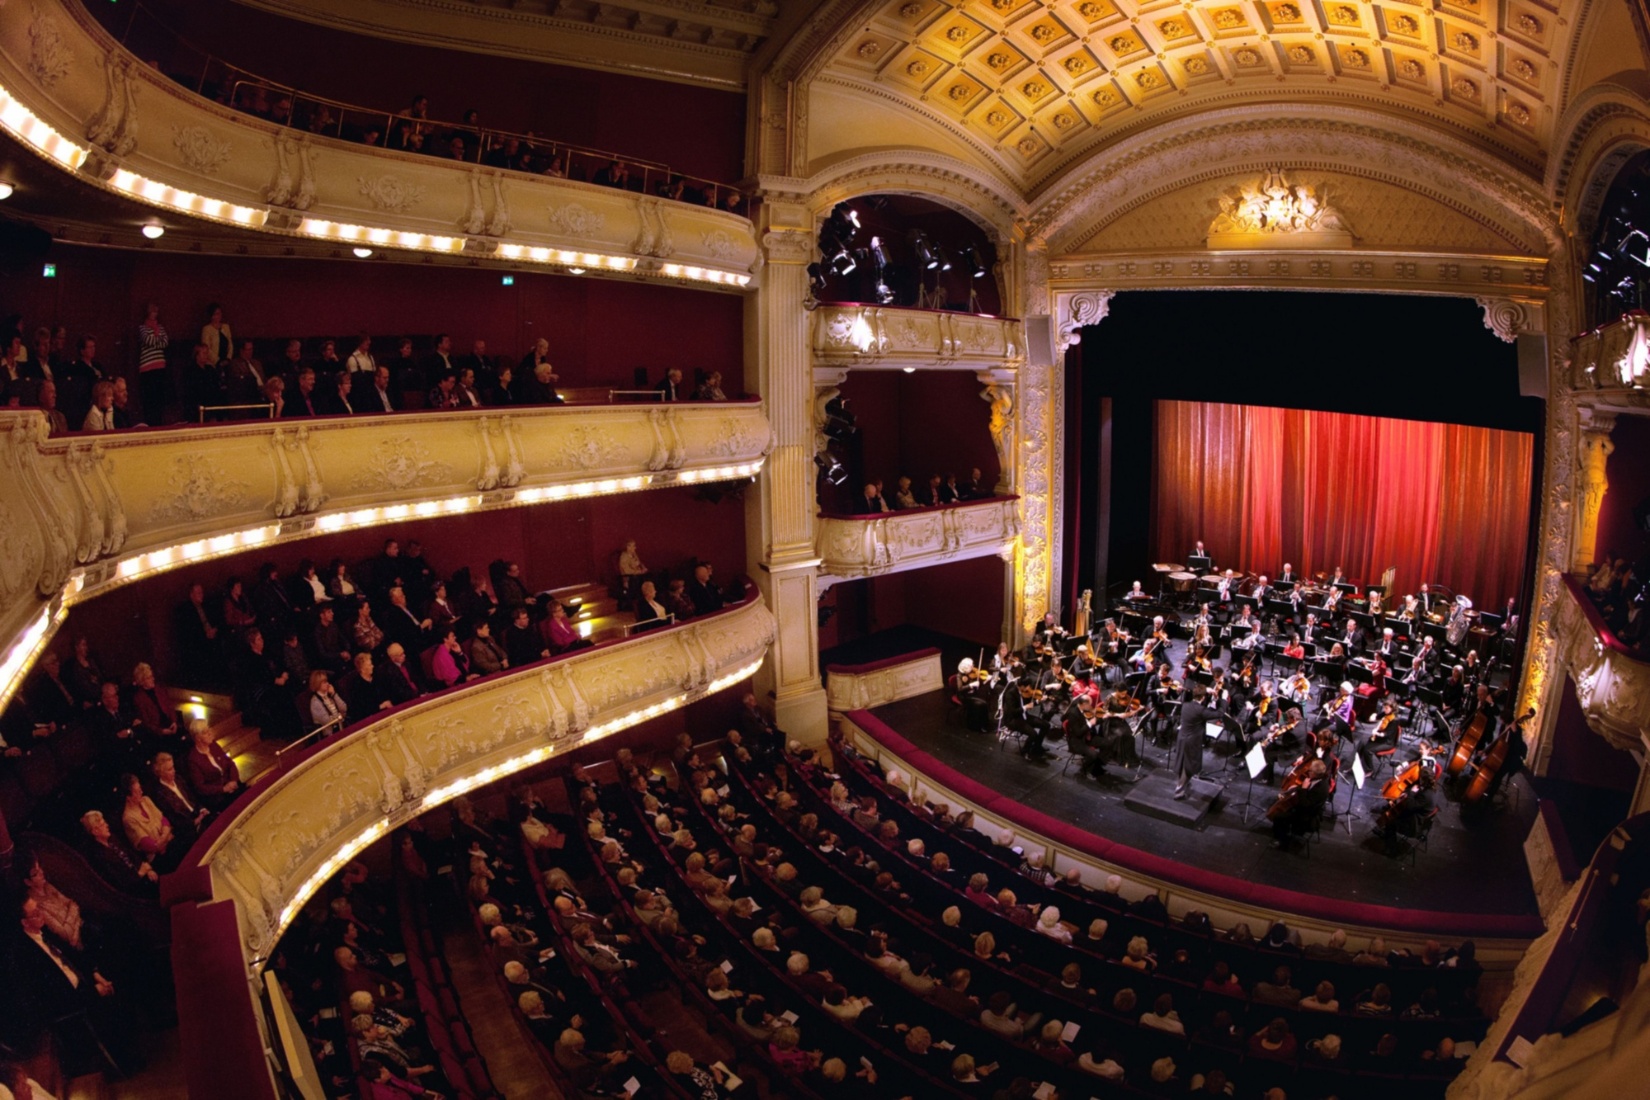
[0,458,764,711]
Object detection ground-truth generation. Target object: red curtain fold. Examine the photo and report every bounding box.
[1152,401,1532,608]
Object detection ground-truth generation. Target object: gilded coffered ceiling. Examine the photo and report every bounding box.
[231,0,782,88]
[817,0,1567,191]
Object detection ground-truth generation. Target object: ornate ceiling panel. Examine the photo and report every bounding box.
[820,0,1563,191]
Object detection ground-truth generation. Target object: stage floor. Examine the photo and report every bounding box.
[865,688,1541,918]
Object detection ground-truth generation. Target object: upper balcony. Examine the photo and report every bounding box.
[1554,574,1650,753]
[0,0,759,289]
[816,495,1019,584]
[810,304,1026,374]
[0,400,773,706]
[1571,311,1650,402]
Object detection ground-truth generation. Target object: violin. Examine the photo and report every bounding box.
[1259,713,1302,749]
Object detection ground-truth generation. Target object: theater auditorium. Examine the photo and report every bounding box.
[0,1,1646,1098]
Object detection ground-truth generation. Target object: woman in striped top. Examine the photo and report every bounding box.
[137,301,170,425]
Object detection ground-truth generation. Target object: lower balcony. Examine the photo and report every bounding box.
[815,495,1019,583]
[1554,575,1650,753]
[172,582,774,962]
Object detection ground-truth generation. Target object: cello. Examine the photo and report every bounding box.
[1464,709,1535,804]
[1381,744,1440,802]
[1445,710,1491,778]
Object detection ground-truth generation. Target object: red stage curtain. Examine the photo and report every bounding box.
[1153,401,1532,607]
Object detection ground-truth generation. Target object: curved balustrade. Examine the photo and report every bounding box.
[811,303,1026,370]
[0,0,758,287]
[0,400,773,707]
[1571,311,1650,395]
[1554,575,1650,752]
[816,494,1019,581]
[171,583,773,961]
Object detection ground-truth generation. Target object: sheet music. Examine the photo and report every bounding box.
[1352,753,1367,789]
[1245,743,1268,779]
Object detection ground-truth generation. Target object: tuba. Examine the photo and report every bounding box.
[1446,595,1473,648]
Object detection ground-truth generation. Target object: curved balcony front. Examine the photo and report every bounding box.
[172,583,774,962]
[0,0,759,287]
[0,400,773,705]
[816,495,1020,584]
[1555,574,1650,753]
[810,303,1026,372]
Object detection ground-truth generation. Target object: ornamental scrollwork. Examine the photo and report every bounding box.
[357,174,427,214]
[171,124,233,175]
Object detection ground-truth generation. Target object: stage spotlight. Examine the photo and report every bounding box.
[913,232,941,270]
[843,207,860,229]
[807,262,829,294]
[813,451,848,486]
[934,243,952,272]
[1620,228,1650,267]
[141,224,165,239]
[868,236,889,269]
[0,183,13,201]
[961,245,987,279]
[829,249,856,276]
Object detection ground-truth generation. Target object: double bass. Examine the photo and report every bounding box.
[1445,710,1491,778]
[1464,709,1535,803]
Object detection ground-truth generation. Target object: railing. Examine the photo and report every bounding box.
[1554,575,1650,752]
[0,400,773,711]
[811,303,1026,370]
[163,583,775,1100]
[816,494,1020,579]
[98,0,746,210]
[1571,310,1650,393]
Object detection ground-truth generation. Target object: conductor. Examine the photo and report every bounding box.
[1171,683,1219,800]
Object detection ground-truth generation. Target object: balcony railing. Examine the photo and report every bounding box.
[1554,575,1650,752]
[0,0,759,286]
[1571,310,1650,394]
[811,304,1025,371]
[0,400,772,708]
[816,495,1019,580]
[99,0,746,210]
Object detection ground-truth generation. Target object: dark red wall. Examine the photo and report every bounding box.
[57,486,747,689]
[824,370,999,511]
[828,556,1005,651]
[1596,414,1650,567]
[1545,677,1639,792]
[103,0,745,183]
[14,244,744,391]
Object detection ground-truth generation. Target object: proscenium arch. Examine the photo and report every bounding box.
[798,150,1027,243]
[1029,105,1561,258]
[1550,80,1650,239]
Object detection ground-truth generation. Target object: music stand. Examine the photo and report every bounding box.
[1340,753,1368,835]
[1188,554,1212,572]
[1240,742,1269,824]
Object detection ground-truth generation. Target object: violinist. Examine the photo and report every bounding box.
[1101,620,1130,661]
[1250,679,1278,733]
[1369,700,1402,751]
[1103,688,1143,765]
[1255,706,1305,783]
[1326,680,1356,737]
[1281,666,1313,706]
[1185,644,1213,677]
[1269,758,1331,848]
[1133,617,1167,671]
[1033,612,1068,651]
[1070,643,1097,678]
[989,641,1015,676]
[1373,769,1435,851]
[1192,603,1213,643]
[1064,695,1105,777]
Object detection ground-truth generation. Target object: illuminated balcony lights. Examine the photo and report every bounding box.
[0,85,89,170]
[277,819,389,938]
[106,168,266,228]
[659,262,753,288]
[142,224,165,240]
[296,218,462,255]
[0,604,69,712]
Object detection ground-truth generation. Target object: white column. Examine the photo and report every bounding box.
[745,199,829,744]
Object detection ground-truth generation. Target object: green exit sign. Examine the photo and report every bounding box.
[501,275,515,286]
[42,263,56,278]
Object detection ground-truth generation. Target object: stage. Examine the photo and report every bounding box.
[857,686,1541,919]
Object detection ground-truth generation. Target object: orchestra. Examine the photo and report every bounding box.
[947,544,1528,860]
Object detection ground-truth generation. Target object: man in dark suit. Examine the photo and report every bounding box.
[57,335,105,428]
[1340,619,1365,655]
[380,587,430,654]
[1171,683,1219,800]
[380,643,425,705]
[857,483,888,514]
[281,367,321,417]
[341,653,393,719]
[13,895,135,1073]
[221,340,266,405]
[150,751,209,844]
[656,368,684,401]
[686,565,724,616]
[455,338,495,393]
[360,364,398,414]
[423,333,456,383]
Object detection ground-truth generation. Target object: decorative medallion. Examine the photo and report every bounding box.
[1063,56,1087,74]
[947,26,970,43]
[1213,9,1245,29]
[1271,4,1302,23]
[547,202,607,238]
[1092,88,1116,105]
[1507,102,1532,126]
[1328,5,1359,26]
[172,125,233,175]
[1185,57,1210,75]
[1343,48,1371,69]
[1391,14,1420,35]
[1511,58,1536,81]
[700,230,735,260]
[27,7,73,88]
[948,82,973,101]
[856,41,880,59]
[356,175,427,214]
[1158,18,1189,38]
[1287,46,1314,63]
[1017,137,1040,155]
[899,1,924,16]
[986,109,1009,126]
[1399,58,1425,79]
[1450,76,1480,99]
[1053,111,1077,129]
[987,51,1014,70]
[1450,32,1479,52]
[1136,70,1163,89]
[1029,23,1058,43]
[907,60,931,77]
[351,437,448,491]
[1078,2,1105,19]
[1022,79,1048,98]
[149,453,251,522]
[1514,13,1541,36]
[1234,47,1263,66]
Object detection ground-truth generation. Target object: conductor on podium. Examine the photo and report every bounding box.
[1172,683,1219,800]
